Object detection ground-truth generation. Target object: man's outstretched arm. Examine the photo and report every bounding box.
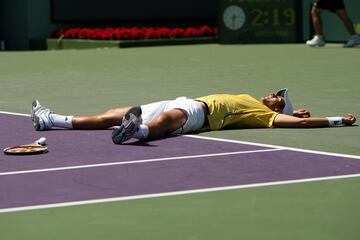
[273,113,356,128]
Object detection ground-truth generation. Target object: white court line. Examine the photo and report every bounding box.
[0,111,30,117]
[184,135,360,159]
[1,173,360,213]
[0,148,282,176]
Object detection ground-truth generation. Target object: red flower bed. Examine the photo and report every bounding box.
[55,26,218,40]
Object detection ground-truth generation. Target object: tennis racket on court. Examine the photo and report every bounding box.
[3,137,48,155]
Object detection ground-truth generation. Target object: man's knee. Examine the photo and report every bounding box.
[158,110,187,127]
[335,9,350,20]
[311,7,322,17]
[150,109,186,133]
[156,112,173,124]
[146,109,187,138]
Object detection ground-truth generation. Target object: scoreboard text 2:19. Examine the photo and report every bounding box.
[219,0,302,43]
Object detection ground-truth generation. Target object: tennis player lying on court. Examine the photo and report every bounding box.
[31,88,356,144]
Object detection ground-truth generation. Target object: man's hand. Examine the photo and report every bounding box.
[293,109,311,118]
[342,114,357,126]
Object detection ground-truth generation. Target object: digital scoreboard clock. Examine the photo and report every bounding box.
[219,0,302,43]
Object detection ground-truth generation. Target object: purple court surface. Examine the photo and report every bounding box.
[1,112,360,211]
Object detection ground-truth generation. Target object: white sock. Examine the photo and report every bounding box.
[133,124,149,140]
[50,113,73,129]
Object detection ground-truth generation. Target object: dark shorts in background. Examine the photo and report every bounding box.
[313,0,346,12]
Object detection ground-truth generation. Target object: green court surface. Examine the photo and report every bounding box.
[0,43,359,239]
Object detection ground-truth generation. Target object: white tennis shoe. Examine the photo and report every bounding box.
[343,35,360,48]
[31,100,54,131]
[306,35,326,47]
[112,106,142,144]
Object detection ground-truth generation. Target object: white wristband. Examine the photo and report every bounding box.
[326,117,342,127]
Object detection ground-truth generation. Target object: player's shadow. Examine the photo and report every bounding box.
[121,134,182,147]
[122,141,157,147]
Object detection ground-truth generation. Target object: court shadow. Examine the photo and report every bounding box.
[122,141,158,147]
[122,134,183,147]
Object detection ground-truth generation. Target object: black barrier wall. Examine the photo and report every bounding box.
[51,0,217,22]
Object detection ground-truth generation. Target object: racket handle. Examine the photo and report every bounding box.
[36,137,47,146]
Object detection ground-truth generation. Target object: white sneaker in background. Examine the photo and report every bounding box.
[306,35,326,47]
[343,34,360,48]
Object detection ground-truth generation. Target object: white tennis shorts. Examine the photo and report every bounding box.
[140,97,205,134]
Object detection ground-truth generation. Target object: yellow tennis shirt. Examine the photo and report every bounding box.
[196,94,278,130]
